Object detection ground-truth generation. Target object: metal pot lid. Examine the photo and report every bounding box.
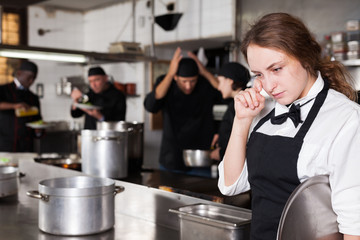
[0,166,18,179]
[277,175,342,240]
[38,176,115,197]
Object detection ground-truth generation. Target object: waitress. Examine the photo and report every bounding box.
[218,13,360,240]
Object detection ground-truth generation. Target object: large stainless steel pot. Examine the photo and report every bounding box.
[81,129,129,179]
[0,166,19,198]
[27,176,124,236]
[97,121,144,172]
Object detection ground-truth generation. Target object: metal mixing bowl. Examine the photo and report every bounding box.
[183,149,213,167]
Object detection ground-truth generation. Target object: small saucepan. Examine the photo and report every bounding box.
[0,166,22,198]
[183,149,214,167]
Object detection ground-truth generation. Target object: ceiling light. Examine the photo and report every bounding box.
[0,49,87,63]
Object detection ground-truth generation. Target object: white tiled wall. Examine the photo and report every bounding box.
[28,7,84,50]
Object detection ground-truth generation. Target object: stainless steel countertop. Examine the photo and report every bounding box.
[0,154,247,240]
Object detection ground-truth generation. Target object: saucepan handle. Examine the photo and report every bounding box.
[93,136,123,142]
[114,186,125,196]
[26,190,49,202]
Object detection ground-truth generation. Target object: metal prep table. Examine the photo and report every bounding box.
[0,154,247,240]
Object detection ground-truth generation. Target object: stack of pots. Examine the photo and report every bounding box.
[96,121,144,173]
[81,129,130,179]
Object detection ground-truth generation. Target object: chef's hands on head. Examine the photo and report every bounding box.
[187,51,207,76]
[168,47,183,78]
[234,79,265,120]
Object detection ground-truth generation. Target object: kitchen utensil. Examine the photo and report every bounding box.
[169,203,251,240]
[183,149,213,167]
[81,129,129,178]
[97,121,144,173]
[125,83,136,95]
[27,176,125,236]
[0,166,19,198]
[277,175,342,240]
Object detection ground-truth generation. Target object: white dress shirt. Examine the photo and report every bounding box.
[218,73,360,235]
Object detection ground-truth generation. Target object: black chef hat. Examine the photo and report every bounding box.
[20,61,38,76]
[219,62,250,88]
[88,66,106,76]
[177,58,199,77]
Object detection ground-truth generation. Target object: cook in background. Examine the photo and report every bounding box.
[0,61,42,152]
[144,47,222,177]
[70,66,126,130]
[209,62,250,161]
[218,13,360,240]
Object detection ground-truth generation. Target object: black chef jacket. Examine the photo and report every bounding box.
[0,82,42,152]
[71,83,126,130]
[144,75,222,171]
[218,99,235,160]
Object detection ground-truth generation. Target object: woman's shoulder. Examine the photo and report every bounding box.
[320,89,360,126]
[326,89,360,112]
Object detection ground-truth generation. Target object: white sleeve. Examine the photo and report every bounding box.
[329,110,360,235]
[217,159,251,196]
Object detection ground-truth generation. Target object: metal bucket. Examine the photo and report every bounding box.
[81,129,129,179]
[27,176,124,236]
[97,121,144,172]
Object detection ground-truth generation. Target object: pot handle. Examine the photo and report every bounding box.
[26,190,49,202]
[114,186,125,196]
[93,136,123,142]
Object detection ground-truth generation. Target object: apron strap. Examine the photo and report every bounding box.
[295,80,329,140]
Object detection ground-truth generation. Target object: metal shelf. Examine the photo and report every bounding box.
[341,59,360,67]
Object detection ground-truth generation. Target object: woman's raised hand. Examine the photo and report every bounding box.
[234,79,265,120]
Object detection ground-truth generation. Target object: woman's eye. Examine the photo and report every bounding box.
[273,67,281,72]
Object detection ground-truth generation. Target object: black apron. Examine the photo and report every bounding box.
[246,81,329,240]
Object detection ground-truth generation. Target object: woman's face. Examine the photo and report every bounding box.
[247,44,316,105]
[217,76,234,99]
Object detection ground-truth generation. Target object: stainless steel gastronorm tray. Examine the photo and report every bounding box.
[170,203,251,240]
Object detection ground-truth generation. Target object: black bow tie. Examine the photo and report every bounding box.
[271,103,302,127]
[271,98,315,127]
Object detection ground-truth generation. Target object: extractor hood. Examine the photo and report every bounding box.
[0,44,155,64]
